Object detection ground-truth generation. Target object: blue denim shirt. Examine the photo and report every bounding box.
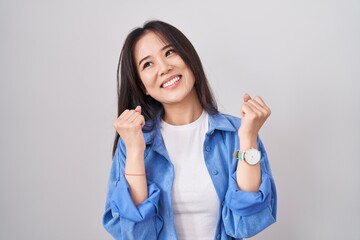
[103,112,277,240]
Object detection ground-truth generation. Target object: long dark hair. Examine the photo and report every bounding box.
[113,20,218,156]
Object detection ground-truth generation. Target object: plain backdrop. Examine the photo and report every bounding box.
[1,0,359,239]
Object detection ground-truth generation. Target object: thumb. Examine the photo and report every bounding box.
[134,105,142,113]
[243,93,251,102]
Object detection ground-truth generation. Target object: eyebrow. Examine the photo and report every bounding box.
[138,44,172,66]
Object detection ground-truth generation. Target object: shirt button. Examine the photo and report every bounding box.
[205,146,211,152]
[212,170,219,175]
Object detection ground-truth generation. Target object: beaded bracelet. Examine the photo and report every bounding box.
[124,172,146,176]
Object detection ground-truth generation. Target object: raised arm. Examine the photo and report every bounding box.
[236,93,271,192]
[113,106,148,205]
[104,106,163,239]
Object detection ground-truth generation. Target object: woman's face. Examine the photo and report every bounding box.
[134,31,198,108]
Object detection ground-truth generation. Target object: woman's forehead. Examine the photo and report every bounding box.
[134,31,170,60]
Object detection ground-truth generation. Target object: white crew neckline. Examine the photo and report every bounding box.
[161,110,207,130]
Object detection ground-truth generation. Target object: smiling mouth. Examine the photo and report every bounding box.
[161,75,181,88]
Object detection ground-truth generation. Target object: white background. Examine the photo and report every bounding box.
[1,0,359,239]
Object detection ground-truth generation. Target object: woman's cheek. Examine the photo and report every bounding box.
[141,72,157,88]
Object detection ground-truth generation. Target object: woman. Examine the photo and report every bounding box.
[103,20,277,240]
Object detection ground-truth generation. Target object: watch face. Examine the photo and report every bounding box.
[245,149,261,165]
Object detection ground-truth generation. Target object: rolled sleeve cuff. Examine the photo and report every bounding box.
[110,173,161,222]
[224,171,272,217]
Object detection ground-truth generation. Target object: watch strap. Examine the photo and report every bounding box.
[233,150,245,160]
[233,148,261,165]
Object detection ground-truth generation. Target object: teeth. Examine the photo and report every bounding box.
[162,76,180,88]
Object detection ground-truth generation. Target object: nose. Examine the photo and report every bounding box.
[158,58,172,76]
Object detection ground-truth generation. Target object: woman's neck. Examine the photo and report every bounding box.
[162,98,203,125]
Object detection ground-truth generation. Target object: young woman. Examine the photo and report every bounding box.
[103,20,277,240]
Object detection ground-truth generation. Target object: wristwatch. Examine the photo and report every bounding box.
[233,148,261,165]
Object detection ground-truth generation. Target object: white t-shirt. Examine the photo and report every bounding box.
[161,111,219,240]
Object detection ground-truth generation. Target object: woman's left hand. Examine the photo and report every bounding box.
[238,93,271,145]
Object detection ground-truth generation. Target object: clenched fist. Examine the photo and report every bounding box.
[114,106,146,151]
[238,93,271,146]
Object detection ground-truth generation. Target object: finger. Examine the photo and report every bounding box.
[124,106,142,121]
[241,102,256,116]
[247,99,266,114]
[118,109,130,119]
[134,105,141,113]
[127,111,142,123]
[253,96,271,115]
[243,93,251,102]
[245,101,263,116]
[124,109,140,121]
[134,114,145,127]
[253,96,266,108]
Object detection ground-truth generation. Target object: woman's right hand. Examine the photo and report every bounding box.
[114,106,148,205]
[114,106,146,151]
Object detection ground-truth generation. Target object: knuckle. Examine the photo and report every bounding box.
[114,120,122,128]
[249,113,257,120]
[128,122,139,130]
[121,109,129,116]
[125,122,133,129]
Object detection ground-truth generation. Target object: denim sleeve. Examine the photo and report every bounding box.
[222,138,277,238]
[102,141,163,240]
